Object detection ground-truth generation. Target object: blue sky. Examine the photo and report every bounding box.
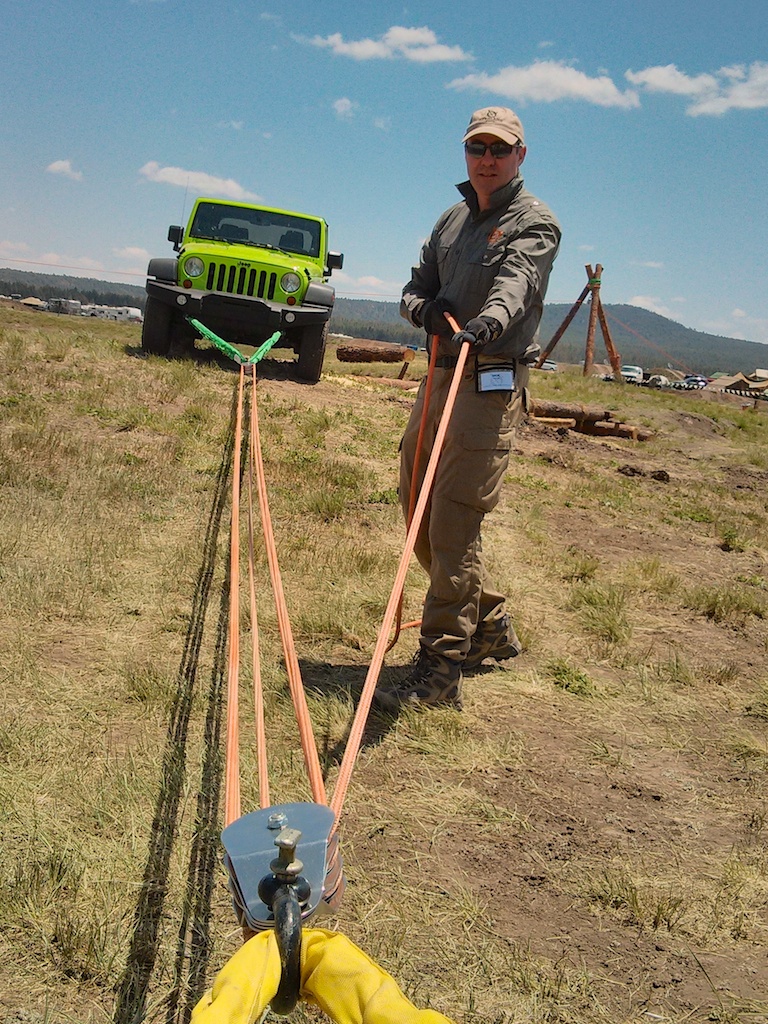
[2,0,767,343]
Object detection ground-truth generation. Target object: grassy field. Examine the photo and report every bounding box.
[0,305,766,1024]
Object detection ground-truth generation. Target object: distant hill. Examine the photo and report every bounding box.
[0,268,145,311]
[3,266,765,376]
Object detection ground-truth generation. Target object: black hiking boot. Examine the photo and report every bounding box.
[374,648,463,711]
[464,614,521,673]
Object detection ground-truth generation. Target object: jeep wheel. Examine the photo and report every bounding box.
[141,297,174,356]
[296,322,328,384]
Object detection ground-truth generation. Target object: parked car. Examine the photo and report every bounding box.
[539,359,558,371]
[644,374,670,388]
[672,375,708,390]
[620,364,644,384]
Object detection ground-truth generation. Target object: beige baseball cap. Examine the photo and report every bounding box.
[462,106,525,147]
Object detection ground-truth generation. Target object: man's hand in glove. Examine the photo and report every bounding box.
[419,299,454,339]
[451,316,502,352]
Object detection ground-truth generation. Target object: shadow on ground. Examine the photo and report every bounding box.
[113,384,237,1024]
[298,657,406,773]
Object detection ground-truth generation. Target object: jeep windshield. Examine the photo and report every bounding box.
[189,202,322,258]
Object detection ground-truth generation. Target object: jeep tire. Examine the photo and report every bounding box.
[295,322,328,384]
[141,296,174,356]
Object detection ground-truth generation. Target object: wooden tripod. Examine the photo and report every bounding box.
[536,264,623,378]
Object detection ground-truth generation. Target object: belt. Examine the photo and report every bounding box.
[434,355,518,371]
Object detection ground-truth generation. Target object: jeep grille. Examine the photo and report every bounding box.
[205,262,278,300]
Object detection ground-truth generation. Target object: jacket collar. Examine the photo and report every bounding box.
[457,175,524,217]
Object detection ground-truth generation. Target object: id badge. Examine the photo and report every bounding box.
[476,363,516,393]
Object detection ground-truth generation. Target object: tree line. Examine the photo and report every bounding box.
[3,268,765,376]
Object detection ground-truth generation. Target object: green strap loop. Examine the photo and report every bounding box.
[188,318,282,365]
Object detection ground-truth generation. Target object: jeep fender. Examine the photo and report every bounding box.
[303,281,335,308]
[147,257,179,283]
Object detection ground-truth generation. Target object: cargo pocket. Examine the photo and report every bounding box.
[448,426,514,512]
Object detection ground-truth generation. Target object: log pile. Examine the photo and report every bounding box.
[528,397,653,441]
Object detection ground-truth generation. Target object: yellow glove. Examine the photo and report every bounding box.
[301,928,452,1024]
[191,927,454,1024]
[191,930,280,1024]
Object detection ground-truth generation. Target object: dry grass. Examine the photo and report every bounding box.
[1,306,767,1024]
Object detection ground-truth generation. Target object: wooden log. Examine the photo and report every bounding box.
[583,263,601,376]
[536,283,589,366]
[336,339,411,363]
[397,349,416,379]
[528,397,612,422]
[578,420,654,441]
[531,417,578,428]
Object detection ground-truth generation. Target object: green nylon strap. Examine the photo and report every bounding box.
[188,318,282,365]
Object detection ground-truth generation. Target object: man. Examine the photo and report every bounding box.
[375,106,561,711]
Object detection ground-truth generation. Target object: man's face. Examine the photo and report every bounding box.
[465,133,526,205]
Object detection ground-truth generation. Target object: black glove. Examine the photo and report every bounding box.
[451,316,502,351]
[419,298,454,339]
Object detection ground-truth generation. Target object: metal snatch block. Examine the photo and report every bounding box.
[221,802,340,931]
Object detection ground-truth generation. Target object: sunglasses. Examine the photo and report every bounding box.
[464,140,520,159]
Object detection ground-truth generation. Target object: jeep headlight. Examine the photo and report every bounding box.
[184,256,205,278]
[281,272,302,294]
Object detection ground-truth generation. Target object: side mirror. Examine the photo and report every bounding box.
[167,225,184,251]
[326,251,344,274]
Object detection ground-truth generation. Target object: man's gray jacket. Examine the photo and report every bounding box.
[401,175,561,362]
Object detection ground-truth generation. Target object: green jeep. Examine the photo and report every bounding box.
[142,197,344,383]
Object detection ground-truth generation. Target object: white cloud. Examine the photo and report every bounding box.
[113,246,150,262]
[723,308,768,344]
[626,61,768,116]
[632,260,665,269]
[0,240,32,257]
[112,246,150,275]
[39,251,103,271]
[373,116,392,131]
[216,120,244,130]
[308,25,471,63]
[46,159,83,181]
[449,60,639,109]
[138,162,259,201]
[701,312,768,344]
[625,64,717,97]
[333,270,403,299]
[333,97,357,119]
[627,295,681,319]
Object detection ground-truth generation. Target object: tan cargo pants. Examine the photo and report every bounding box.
[399,359,529,662]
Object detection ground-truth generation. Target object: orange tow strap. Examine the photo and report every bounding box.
[224,318,469,831]
[330,322,470,824]
[246,364,269,810]
[224,369,244,826]
[386,332,440,652]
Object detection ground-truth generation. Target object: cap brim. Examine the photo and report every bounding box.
[462,125,523,147]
